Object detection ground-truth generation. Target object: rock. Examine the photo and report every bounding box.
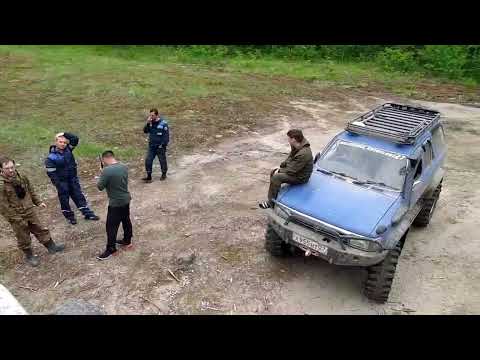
[53,300,106,315]
[176,250,196,267]
[0,284,28,315]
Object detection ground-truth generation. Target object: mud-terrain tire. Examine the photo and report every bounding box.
[414,181,442,227]
[364,242,402,303]
[265,225,287,257]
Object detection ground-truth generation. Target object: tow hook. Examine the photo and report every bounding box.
[305,250,311,257]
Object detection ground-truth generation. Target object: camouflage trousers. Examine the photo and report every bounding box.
[8,211,51,251]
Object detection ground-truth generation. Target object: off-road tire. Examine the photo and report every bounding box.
[364,242,402,303]
[265,225,287,257]
[413,181,442,227]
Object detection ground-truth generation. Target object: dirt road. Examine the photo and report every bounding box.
[1,94,479,314]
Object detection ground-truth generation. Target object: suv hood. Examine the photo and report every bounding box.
[276,172,400,237]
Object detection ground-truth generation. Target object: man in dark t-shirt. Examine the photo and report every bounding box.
[96,150,133,260]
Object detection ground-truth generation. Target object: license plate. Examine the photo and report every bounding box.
[292,233,328,255]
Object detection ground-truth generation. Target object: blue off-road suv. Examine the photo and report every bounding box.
[265,103,447,302]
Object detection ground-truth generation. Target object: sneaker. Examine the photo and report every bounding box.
[85,214,100,221]
[96,248,117,261]
[259,201,273,209]
[68,218,77,225]
[116,239,133,249]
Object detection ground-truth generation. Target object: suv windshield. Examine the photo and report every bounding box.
[317,140,407,191]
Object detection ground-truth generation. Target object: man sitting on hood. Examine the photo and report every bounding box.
[259,129,313,209]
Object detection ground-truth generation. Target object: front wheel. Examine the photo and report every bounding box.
[364,241,403,303]
[414,181,442,227]
[265,225,288,257]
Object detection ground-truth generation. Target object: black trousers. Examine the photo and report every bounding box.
[106,203,133,250]
[145,144,168,175]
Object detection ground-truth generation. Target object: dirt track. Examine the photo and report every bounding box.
[1,94,480,314]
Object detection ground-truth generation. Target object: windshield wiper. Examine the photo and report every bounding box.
[330,171,360,182]
[355,179,397,190]
[316,168,332,175]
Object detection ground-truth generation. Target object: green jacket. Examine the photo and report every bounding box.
[278,138,313,182]
[0,171,42,221]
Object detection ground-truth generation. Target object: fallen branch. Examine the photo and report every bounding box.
[19,285,38,292]
[167,269,181,283]
[139,296,163,312]
[204,306,222,311]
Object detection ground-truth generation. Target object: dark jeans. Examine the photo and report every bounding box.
[145,144,168,175]
[55,177,94,219]
[268,172,303,202]
[106,202,133,251]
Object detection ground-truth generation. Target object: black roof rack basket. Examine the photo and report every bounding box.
[345,103,441,144]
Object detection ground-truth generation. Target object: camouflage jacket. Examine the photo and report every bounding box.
[0,171,42,221]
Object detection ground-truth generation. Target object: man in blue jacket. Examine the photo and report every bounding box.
[45,132,100,225]
[142,108,170,183]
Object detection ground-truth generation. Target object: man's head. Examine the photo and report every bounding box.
[287,129,305,148]
[55,133,68,150]
[101,150,117,166]
[0,157,16,178]
[149,108,159,120]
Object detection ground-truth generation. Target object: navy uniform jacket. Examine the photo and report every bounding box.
[143,117,169,146]
[44,132,80,185]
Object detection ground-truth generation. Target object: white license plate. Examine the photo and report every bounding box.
[292,233,328,255]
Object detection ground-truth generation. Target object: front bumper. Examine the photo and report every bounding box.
[267,209,387,267]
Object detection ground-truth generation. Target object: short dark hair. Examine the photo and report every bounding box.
[0,157,14,168]
[101,150,115,159]
[150,108,159,115]
[287,129,304,143]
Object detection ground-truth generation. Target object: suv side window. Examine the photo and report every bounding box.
[414,159,423,181]
[423,141,433,167]
[431,125,446,156]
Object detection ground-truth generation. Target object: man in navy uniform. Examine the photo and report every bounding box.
[142,108,170,183]
[45,132,100,225]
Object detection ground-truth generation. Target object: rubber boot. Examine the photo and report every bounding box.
[44,239,65,254]
[23,248,40,267]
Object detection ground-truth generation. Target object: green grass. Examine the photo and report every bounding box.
[1,45,478,191]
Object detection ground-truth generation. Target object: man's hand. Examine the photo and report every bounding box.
[38,202,47,209]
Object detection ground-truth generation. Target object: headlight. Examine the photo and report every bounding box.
[274,205,289,220]
[348,239,382,252]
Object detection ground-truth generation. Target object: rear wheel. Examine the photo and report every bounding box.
[414,181,442,227]
[265,225,287,257]
[364,241,403,303]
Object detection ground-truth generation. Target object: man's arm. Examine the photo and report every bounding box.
[63,132,79,149]
[143,123,151,134]
[278,153,308,176]
[0,183,17,220]
[45,155,60,186]
[96,169,109,191]
[24,176,42,206]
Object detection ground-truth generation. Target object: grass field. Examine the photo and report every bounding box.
[1,45,479,189]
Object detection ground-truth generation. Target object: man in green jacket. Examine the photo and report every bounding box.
[95,150,132,260]
[259,129,313,209]
[0,157,65,267]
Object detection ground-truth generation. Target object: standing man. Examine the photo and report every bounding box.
[0,157,65,267]
[142,108,170,183]
[96,150,132,260]
[259,129,313,209]
[45,132,100,225]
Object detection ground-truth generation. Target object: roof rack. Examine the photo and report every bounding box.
[345,103,441,144]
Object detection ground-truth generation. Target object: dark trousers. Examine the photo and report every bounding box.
[56,177,94,219]
[145,144,168,175]
[106,203,133,251]
[268,172,303,202]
